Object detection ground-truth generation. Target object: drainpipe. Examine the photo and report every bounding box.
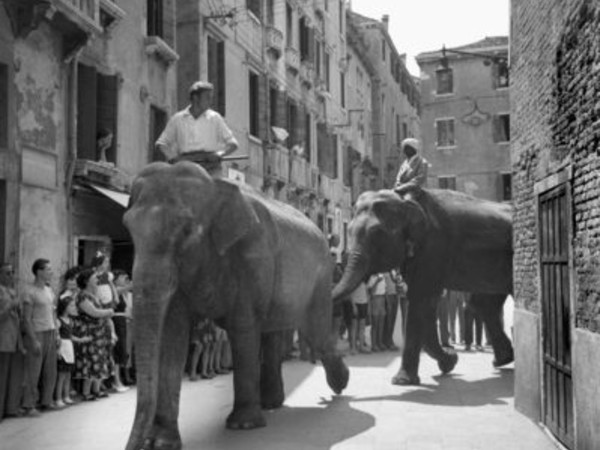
[65,58,79,265]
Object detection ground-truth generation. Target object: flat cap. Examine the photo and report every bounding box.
[189,81,214,94]
[400,137,421,153]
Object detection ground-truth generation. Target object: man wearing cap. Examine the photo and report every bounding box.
[394,138,430,190]
[155,81,238,174]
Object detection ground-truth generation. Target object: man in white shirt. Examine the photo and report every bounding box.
[155,81,239,175]
[394,138,430,190]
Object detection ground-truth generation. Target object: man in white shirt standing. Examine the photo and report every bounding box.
[155,81,239,175]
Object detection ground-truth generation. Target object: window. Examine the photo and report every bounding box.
[395,114,400,145]
[436,68,453,95]
[340,73,345,108]
[494,60,509,89]
[0,63,7,150]
[438,176,456,190]
[287,99,298,149]
[269,87,278,129]
[324,51,330,91]
[249,72,259,137]
[266,0,274,25]
[299,17,310,61]
[402,122,408,141]
[436,118,455,147]
[305,112,311,162]
[493,114,510,143]
[501,172,512,201]
[315,41,322,78]
[247,0,261,19]
[147,0,163,37]
[381,39,386,61]
[207,36,226,116]
[77,64,119,162]
[286,4,293,46]
[149,105,167,162]
[339,0,344,32]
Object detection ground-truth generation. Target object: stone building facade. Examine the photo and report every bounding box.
[0,0,178,285]
[416,37,510,200]
[511,0,600,448]
[347,11,421,189]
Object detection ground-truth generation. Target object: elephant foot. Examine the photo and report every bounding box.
[438,351,459,374]
[226,406,266,430]
[493,347,514,368]
[322,355,349,394]
[128,435,182,450]
[391,369,420,386]
[261,391,284,410]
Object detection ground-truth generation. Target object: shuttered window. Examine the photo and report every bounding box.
[77,64,118,162]
[436,68,453,94]
[436,118,455,147]
[0,63,8,149]
[249,71,259,138]
[493,114,510,143]
[207,35,226,116]
[438,176,456,190]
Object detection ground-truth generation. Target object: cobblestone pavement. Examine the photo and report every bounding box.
[0,346,559,450]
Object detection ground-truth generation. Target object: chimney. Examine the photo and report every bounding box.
[381,14,389,31]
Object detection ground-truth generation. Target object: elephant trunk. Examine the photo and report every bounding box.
[332,248,370,302]
[125,258,177,450]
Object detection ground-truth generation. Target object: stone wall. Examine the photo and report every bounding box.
[513,0,600,329]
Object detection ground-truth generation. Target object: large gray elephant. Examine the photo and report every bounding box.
[333,186,513,385]
[123,162,348,450]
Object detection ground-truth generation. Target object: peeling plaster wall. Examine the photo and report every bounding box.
[13,24,69,286]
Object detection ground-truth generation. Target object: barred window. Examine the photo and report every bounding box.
[436,118,455,147]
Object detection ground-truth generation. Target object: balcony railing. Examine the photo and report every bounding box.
[285,47,300,73]
[265,25,284,58]
[290,155,310,188]
[265,144,289,182]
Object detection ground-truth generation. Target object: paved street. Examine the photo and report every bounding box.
[0,345,558,450]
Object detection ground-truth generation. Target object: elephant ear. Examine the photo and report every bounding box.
[210,179,260,256]
[400,199,428,246]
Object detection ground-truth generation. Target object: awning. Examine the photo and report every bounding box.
[88,184,130,208]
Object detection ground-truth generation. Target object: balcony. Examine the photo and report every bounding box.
[265,25,284,59]
[300,61,314,88]
[265,144,289,183]
[285,47,300,74]
[74,159,132,192]
[145,36,179,66]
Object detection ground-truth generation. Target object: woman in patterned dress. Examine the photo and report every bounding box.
[72,268,114,401]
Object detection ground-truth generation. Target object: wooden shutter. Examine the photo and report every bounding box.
[77,64,98,160]
[96,73,119,163]
[0,63,7,149]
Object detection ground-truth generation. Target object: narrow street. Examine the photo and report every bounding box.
[0,347,558,450]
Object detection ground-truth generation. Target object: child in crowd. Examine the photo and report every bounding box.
[349,280,370,354]
[55,296,91,407]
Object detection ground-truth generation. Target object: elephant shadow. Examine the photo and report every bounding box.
[190,395,375,450]
[353,368,514,408]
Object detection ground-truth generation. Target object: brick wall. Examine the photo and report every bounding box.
[511,0,600,332]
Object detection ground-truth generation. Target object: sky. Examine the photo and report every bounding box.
[349,0,510,75]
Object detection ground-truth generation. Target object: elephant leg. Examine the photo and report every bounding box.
[145,298,191,450]
[301,281,349,395]
[422,298,458,375]
[227,313,265,430]
[393,299,425,385]
[260,331,285,410]
[470,294,514,367]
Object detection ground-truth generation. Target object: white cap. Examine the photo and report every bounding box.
[401,138,421,153]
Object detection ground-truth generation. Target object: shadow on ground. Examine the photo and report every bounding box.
[187,395,375,450]
[343,351,399,368]
[352,367,514,408]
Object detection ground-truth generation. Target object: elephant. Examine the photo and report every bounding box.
[123,162,349,450]
[332,185,514,386]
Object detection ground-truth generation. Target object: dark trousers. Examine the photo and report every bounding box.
[464,307,483,346]
[383,294,399,347]
[0,351,25,419]
[23,330,57,409]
